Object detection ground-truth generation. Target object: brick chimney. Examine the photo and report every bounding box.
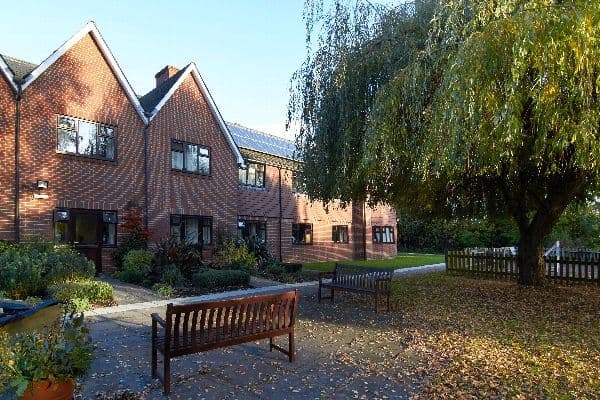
[155,65,180,87]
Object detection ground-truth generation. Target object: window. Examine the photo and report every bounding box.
[171,140,210,175]
[292,223,312,245]
[52,209,117,246]
[332,225,349,243]
[291,170,304,193]
[373,226,395,244]
[102,211,117,246]
[237,220,266,244]
[239,162,265,187]
[56,116,115,160]
[170,215,212,245]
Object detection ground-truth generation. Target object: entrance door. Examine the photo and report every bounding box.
[71,210,103,273]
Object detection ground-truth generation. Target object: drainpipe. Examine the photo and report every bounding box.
[143,114,151,229]
[362,201,367,261]
[278,167,283,262]
[13,84,22,242]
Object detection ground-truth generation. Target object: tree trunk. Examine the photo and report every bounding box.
[517,232,546,285]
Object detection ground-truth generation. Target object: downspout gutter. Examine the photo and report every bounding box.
[362,201,367,261]
[13,84,22,242]
[278,167,283,262]
[143,114,151,229]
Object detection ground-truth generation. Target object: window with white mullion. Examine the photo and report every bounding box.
[56,115,115,160]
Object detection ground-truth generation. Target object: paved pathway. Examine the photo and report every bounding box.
[76,264,445,399]
[89,264,446,317]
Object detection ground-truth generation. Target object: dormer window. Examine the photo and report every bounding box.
[239,162,265,187]
[56,115,115,160]
[171,140,210,175]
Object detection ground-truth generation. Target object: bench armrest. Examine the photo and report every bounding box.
[151,313,166,328]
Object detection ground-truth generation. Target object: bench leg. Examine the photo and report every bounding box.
[375,291,379,314]
[269,337,274,352]
[288,331,296,362]
[318,283,322,302]
[330,288,334,303]
[163,355,171,395]
[387,292,391,312]
[151,322,157,379]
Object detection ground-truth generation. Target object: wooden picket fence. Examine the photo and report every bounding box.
[446,249,600,285]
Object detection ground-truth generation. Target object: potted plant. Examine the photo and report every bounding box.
[0,313,94,399]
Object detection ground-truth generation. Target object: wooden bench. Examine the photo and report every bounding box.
[318,264,393,313]
[151,290,298,395]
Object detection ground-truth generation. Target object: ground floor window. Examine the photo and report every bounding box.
[53,208,117,246]
[292,223,312,245]
[170,215,212,245]
[332,225,349,243]
[237,220,267,246]
[373,226,394,244]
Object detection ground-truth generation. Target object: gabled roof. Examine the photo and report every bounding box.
[227,122,298,161]
[0,55,37,82]
[139,67,187,113]
[0,55,18,92]
[19,21,147,123]
[140,63,245,166]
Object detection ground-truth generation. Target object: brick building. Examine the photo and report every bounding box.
[0,22,396,272]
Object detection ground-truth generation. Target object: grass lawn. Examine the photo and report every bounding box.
[392,273,600,399]
[302,252,444,272]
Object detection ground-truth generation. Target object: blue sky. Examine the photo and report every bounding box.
[0,0,306,139]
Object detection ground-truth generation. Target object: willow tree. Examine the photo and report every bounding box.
[290,0,600,285]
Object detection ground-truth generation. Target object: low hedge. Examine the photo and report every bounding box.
[192,269,250,290]
[48,279,114,306]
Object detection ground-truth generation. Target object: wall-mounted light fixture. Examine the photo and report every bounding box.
[36,180,49,190]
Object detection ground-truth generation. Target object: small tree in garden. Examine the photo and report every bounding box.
[113,201,151,269]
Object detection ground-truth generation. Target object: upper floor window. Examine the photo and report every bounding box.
[292,223,312,245]
[239,163,265,187]
[373,226,395,244]
[332,225,349,243]
[170,214,212,245]
[171,140,210,175]
[56,116,115,160]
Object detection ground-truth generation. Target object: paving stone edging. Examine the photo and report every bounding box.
[87,263,446,317]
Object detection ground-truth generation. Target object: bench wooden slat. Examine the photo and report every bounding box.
[152,290,298,395]
[319,263,393,313]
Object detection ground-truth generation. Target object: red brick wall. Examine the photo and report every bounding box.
[238,164,397,263]
[0,75,15,240]
[147,73,239,258]
[17,33,145,272]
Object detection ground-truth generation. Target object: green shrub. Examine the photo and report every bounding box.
[215,237,255,268]
[0,243,97,300]
[63,297,92,313]
[282,263,302,273]
[227,261,251,273]
[159,265,185,287]
[192,269,250,290]
[0,248,47,299]
[45,247,95,284]
[266,262,285,276]
[47,280,113,306]
[153,283,175,297]
[154,237,203,277]
[114,249,154,285]
[113,236,147,270]
[0,240,16,254]
[124,249,154,271]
